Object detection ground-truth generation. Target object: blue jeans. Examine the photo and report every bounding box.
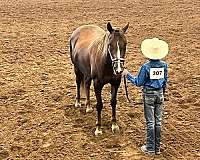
[143,88,164,152]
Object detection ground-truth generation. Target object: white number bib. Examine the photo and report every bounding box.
[150,68,164,79]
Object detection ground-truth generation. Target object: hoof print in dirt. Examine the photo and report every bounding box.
[0,146,9,160]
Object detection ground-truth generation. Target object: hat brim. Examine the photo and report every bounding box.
[141,38,168,60]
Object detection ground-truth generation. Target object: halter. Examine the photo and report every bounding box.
[108,42,125,75]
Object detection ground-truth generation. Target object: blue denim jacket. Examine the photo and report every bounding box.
[126,59,168,89]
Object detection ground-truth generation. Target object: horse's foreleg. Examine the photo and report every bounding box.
[95,99,103,136]
[111,83,120,133]
[94,79,103,136]
[85,77,93,113]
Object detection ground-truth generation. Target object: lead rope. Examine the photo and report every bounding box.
[124,75,131,103]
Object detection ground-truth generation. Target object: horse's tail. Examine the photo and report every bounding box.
[69,39,73,60]
[69,35,79,64]
[80,77,86,97]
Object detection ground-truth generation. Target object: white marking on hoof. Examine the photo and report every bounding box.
[95,127,102,136]
[75,100,81,107]
[112,124,119,133]
[86,107,93,113]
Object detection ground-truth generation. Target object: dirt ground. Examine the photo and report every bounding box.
[0,0,200,159]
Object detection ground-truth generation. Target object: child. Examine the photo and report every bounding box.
[122,37,168,155]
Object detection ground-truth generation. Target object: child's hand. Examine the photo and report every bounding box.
[122,69,129,76]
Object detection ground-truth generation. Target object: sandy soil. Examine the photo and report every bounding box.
[0,0,200,159]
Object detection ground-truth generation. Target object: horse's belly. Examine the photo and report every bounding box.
[73,47,91,75]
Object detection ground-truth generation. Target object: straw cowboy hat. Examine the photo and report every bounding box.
[141,38,168,60]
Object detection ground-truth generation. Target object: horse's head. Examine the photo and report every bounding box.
[107,22,129,75]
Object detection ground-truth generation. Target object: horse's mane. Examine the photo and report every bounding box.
[89,32,108,60]
[89,32,109,78]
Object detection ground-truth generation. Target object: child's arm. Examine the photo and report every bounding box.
[123,66,147,87]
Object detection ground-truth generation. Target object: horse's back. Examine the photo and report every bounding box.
[70,25,105,49]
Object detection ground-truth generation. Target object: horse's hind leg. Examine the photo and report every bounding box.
[74,67,84,107]
[85,77,93,113]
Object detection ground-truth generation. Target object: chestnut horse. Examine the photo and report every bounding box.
[69,22,129,135]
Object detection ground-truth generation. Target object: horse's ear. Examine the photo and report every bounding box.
[122,23,129,33]
[107,22,114,33]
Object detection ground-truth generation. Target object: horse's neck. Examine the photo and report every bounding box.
[91,33,108,63]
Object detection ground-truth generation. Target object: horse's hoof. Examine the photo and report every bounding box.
[75,101,81,107]
[95,128,102,136]
[86,107,93,113]
[112,124,119,133]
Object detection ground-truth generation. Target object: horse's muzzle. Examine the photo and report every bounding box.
[112,60,125,75]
